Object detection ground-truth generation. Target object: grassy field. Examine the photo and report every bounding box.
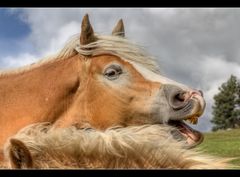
[198,128,240,167]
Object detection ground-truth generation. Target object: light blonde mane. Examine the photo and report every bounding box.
[0,34,160,77]
[3,123,233,169]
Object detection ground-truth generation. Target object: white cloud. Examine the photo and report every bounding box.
[44,21,80,56]
[1,53,38,69]
[146,8,177,17]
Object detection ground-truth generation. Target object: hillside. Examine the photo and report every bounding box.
[198,128,240,167]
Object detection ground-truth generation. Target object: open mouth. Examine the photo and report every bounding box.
[168,116,204,149]
[166,91,205,149]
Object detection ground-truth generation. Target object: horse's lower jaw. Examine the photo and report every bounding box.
[169,120,204,149]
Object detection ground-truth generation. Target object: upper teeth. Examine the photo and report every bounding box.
[186,116,198,124]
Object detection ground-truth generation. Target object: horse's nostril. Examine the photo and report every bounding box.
[163,84,189,110]
[169,91,188,110]
[175,92,185,102]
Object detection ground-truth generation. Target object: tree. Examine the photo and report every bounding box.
[236,77,240,125]
[211,75,240,131]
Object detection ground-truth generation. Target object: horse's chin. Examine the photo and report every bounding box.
[168,120,204,149]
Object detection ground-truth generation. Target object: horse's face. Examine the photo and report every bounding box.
[77,53,205,148]
[55,14,206,148]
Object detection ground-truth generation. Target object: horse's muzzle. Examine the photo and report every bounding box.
[163,84,206,121]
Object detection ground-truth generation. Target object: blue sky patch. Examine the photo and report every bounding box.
[0,8,30,39]
[0,9,32,58]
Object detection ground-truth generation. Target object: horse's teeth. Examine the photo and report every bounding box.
[191,117,198,124]
[186,116,198,124]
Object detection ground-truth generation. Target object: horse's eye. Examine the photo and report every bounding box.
[104,65,122,80]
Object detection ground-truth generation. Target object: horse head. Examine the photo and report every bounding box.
[52,14,206,149]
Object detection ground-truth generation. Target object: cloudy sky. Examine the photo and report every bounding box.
[0,8,240,132]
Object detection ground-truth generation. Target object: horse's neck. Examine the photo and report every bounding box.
[0,56,80,147]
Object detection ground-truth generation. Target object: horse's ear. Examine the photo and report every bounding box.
[8,139,33,169]
[80,14,97,45]
[112,19,125,37]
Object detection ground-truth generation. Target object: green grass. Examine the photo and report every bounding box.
[198,128,240,167]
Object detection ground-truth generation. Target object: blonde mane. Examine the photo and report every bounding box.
[3,123,232,169]
[0,34,160,77]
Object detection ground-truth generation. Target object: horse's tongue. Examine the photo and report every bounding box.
[169,120,203,148]
[179,122,199,141]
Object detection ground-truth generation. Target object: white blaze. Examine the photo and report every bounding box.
[128,61,191,91]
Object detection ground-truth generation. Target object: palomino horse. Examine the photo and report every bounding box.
[0,14,207,167]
